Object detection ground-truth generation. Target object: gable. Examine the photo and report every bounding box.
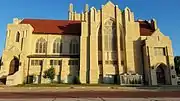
[101,1,118,17]
[151,29,165,37]
[104,1,115,8]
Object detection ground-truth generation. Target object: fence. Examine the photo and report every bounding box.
[177,77,180,85]
[120,74,143,85]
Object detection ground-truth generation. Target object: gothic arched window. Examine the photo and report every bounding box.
[35,38,47,53]
[16,32,20,42]
[103,20,117,62]
[69,39,79,54]
[53,38,62,53]
[104,20,117,51]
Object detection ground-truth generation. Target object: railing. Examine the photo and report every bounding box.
[6,70,23,86]
[177,77,180,81]
[120,74,143,85]
[177,77,180,85]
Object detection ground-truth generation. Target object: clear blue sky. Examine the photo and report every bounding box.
[0,0,180,56]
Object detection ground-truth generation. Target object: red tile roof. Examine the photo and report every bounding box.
[20,19,81,35]
[137,20,155,36]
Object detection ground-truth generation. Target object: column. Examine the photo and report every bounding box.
[80,22,88,84]
[61,59,70,83]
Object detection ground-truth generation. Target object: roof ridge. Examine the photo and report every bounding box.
[22,18,81,22]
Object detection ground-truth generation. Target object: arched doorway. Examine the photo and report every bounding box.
[156,64,166,85]
[9,57,19,75]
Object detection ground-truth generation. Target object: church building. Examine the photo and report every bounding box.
[0,1,177,85]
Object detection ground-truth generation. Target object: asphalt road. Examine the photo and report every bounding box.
[1,91,180,98]
[1,98,180,101]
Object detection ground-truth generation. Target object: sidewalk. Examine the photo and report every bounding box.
[0,86,137,92]
[0,86,180,92]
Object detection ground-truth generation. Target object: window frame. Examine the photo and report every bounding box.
[154,47,166,56]
[35,38,47,53]
[69,39,79,55]
[31,60,42,66]
[53,38,63,54]
[16,32,20,42]
[104,19,117,61]
[50,60,62,66]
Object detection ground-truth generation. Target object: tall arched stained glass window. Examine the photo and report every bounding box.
[104,20,117,51]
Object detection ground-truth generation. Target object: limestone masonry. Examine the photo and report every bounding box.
[0,1,177,85]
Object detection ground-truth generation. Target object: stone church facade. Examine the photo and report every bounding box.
[0,1,177,85]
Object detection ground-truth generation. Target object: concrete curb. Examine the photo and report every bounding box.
[0,86,179,92]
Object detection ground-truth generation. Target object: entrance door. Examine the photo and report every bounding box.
[156,66,165,85]
[9,57,19,75]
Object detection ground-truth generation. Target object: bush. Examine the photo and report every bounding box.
[44,66,55,83]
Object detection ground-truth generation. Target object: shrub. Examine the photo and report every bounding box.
[44,66,55,83]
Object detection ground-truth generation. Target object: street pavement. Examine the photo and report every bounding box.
[0,86,180,100]
[0,98,180,101]
[1,91,180,98]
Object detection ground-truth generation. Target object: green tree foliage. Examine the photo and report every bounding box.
[44,66,55,83]
[174,56,180,76]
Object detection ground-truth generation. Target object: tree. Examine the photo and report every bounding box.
[44,66,55,83]
[174,56,180,76]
